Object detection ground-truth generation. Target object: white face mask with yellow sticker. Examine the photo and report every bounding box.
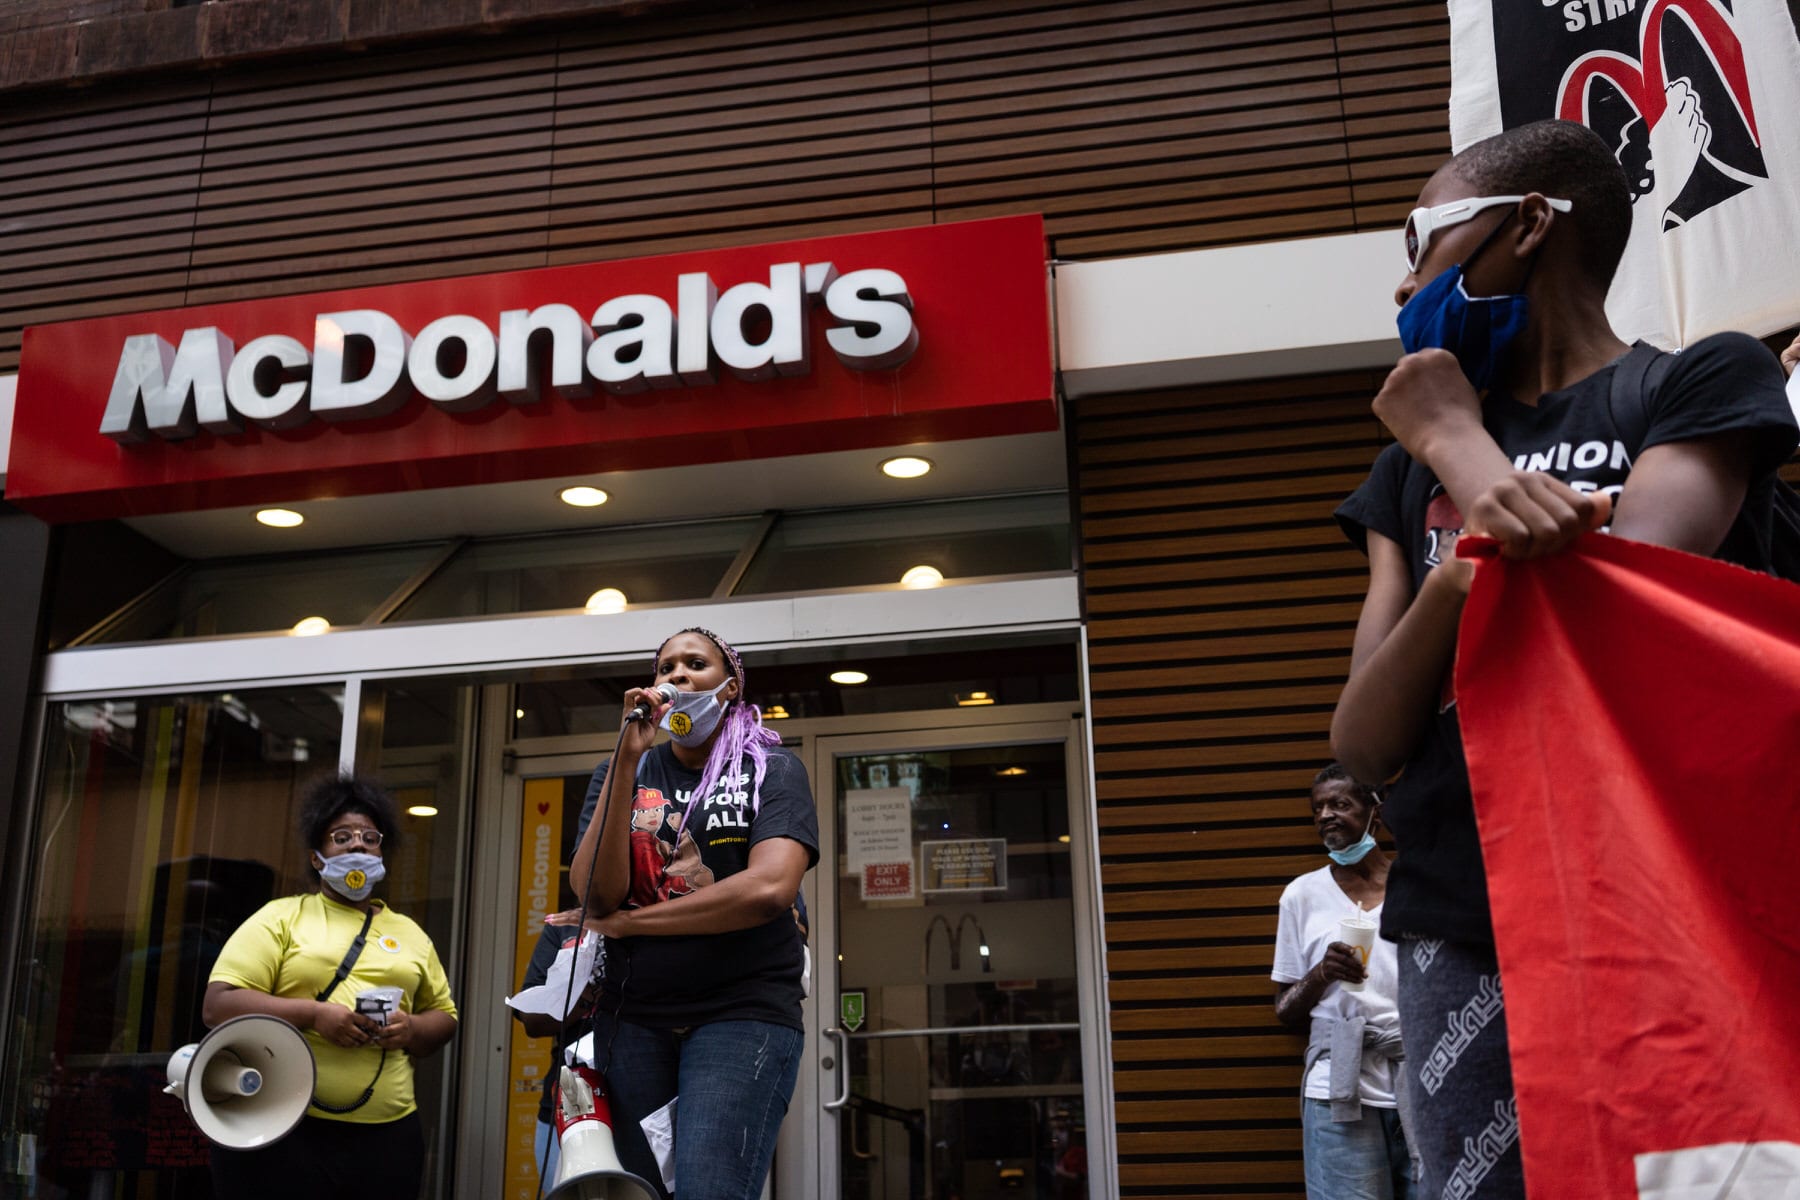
[659,678,732,746]
[318,852,386,902]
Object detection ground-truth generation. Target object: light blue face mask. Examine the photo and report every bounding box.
[318,851,385,902]
[660,678,732,747]
[1327,807,1381,867]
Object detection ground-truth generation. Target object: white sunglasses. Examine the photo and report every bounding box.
[1403,194,1573,272]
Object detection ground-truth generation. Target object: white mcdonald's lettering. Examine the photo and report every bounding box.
[410,314,498,413]
[98,259,919,443]
[311,309,412,423]
[499,304,593,404]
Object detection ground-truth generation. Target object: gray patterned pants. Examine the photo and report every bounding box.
[1395,936,1525,1200]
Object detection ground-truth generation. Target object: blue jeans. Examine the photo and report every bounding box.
[1302,1100,1416,1200]
[592,1013,804,1200]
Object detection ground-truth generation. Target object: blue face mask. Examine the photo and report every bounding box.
[1395,208,1533,392]
[318,851,385,902]
[1395,267,1531,392]
[1327,808,1381,867]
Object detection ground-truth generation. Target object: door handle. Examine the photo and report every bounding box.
[822,1027,850,1112]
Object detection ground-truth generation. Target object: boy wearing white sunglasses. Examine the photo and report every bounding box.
[1328,119,1794,1199]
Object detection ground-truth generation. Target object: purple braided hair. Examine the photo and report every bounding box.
[655,627,783,827]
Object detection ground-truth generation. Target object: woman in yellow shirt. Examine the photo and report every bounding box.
[203,776,457,1199]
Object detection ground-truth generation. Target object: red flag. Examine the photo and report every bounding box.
[1455,532,1800,1198]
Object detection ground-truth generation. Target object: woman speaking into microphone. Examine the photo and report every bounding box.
[555,626,818,1200]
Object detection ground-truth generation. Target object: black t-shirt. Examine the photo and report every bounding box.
[578,741,820,1030]
[1336,332,1796,946]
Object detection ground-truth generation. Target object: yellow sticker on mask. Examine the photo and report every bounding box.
[669,712,692,737]
[346,869,367,890]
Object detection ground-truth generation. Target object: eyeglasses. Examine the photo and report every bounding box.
[1403,194,1572,273]
[326,829,384,848]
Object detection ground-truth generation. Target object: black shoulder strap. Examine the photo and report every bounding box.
[314,905,375,1003]
[306,902,388,1115]
[1607,341,1679,456]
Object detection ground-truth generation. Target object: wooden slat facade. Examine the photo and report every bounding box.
[6,2,1797,1196]
[1074,372,1393,1197]
[0,3,1457,1193]
[0,0,1452,373]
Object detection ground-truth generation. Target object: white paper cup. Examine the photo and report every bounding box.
[1337,918,1376,992]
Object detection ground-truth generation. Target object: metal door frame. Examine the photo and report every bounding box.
[794,706,1111,1200]
[13,577,1089,1200]
[471,699,1112,1200]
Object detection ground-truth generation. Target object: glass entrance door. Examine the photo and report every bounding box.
[478,707,1106,1200]
[487,753,599,1200]
[802,720,1101,1200]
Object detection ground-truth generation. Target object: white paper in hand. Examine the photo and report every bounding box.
[504,929,601,1019]
[641,1097,677,1192]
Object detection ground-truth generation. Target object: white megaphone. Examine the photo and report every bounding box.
[546,1065,661,1200]
[164,1014,316,1149]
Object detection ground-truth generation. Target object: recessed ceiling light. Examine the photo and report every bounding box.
[406,805,439,817]
[996,765,1027,777]
[291,616,330,636]
[257,508,304,528]
[560,486,609,507]
[764,704,791,719]
[830,670,869,685]
[585,588,627,614]
[956,691,995,706]
[900,565,944,588]
[880,455,933,479]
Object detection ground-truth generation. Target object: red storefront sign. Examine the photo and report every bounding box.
[7,215,1053,522]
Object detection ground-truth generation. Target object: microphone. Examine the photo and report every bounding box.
[625,682,678,723]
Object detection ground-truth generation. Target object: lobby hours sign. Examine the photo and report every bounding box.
[1447,0,1800,348]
